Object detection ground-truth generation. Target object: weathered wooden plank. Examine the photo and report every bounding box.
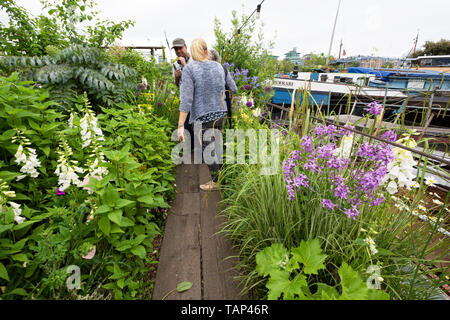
[152,213,201,300]
[199,164,248,300]
[170,192,201,216]
[175,164,199,194]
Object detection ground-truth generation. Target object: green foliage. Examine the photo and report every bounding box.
[136,87,180,127]
[0,75,175,299]
[213,8,276,83]
[256,240,390,300]
[347,61,361,68]
[277,59,295,74]
[304,52,333,68]
[1,44,138,110]
[411,38,450,58]
[109,47,171,84]
[0,0,134,56]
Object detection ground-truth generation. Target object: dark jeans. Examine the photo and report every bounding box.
[194,117,225,183]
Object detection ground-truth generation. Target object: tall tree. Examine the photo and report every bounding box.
[411,39,450,57]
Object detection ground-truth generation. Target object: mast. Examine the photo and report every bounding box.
[326,0,342,66]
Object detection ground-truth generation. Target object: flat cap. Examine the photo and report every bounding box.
[172,38,186,49]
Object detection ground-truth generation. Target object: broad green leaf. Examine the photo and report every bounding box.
[117,278,125,289]
[314,283,339,300]
[12,253,27,262]
[133,234,147,245]
[118,216,135,227]
[115,199,135,209]
[338,262,369,300]
[367,289,390,300]
[137,194,155,206]
[266,270,307,300]
[255,243,289,277]
[102,186,120,207]
[291,239,327,275]
[108,209,123,226]
[110,225,125,234]
[12,220,37,231]
[131,245,146,259]
[95,205,112,214]
[6,288,27,296]
[40,146,51,157]
[0,225,13,236]
[98,216,111,236]
[177,281,192,293]
[0,262,9,281]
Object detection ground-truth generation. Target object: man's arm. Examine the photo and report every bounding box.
[175,69,182,87]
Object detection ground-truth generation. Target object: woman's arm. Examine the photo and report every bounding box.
[178,67,194,141]
[177,111,188,141]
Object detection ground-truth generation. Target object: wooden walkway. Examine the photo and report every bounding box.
[152,163,248,300]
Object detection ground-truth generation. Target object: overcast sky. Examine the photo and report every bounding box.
[2,0,450,60]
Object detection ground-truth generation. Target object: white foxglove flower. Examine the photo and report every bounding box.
[68,113,74,128]
[9,202,25,224]
[14,145,41,179]
[3,190,15,198]
[80,109,105,148]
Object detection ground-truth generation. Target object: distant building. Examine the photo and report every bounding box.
[284,48,304,65]
[331,55,400,69]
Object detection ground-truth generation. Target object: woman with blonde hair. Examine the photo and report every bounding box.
[177,38,237,191]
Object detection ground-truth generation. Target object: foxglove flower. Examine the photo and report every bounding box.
[80,108,105,149]
[14,144,41,179]
[9,202,25,224]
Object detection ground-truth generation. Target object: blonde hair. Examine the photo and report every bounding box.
[190,38,209,62]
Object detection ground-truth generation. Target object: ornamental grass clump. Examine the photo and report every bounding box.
[219,118,448,300]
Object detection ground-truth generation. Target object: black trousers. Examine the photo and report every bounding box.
[184,112,195,150]
[193,117,225,183]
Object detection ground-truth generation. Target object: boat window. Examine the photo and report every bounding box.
[420,58,433,66]
[431,57,450,66]
[420,57,450,67]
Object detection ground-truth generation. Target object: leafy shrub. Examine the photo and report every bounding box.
[0,75,175,299]
[256,239,390,300]
[0,0,134,56]
[1,45,138,110]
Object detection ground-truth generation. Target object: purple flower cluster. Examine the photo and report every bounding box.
[338,125,354,137]
[367,101,383,116]
[282,123,392,220]
[381,130,397,142]
[226,63,262,93]
[322,199,337,211]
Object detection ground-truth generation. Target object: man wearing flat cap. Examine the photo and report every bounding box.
[172,37,194,148]
[172,38,191,87]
